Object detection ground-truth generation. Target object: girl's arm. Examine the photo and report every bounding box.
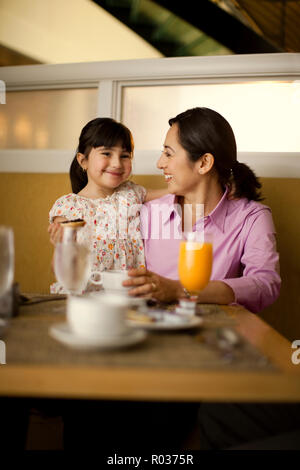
[144,188,169,202]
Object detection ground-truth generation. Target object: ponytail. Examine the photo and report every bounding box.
[70,155,88,194]
[230,161,263,201]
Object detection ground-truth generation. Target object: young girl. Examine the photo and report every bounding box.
[48,117,167,293]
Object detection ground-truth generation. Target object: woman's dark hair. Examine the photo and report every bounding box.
[70,117,134,193]
[169,107,263,201]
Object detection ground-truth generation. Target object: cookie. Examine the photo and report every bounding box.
[60,219,86,228]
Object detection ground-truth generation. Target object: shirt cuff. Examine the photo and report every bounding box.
[221,277,263,313]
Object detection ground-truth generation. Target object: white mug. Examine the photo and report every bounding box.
[90,269,129,293]
[67,293,129,339]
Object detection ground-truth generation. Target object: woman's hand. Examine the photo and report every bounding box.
[47,222,63,245]
[123,267,182,303]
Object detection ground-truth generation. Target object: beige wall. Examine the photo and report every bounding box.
[0,173,299,341]
[257,178,300,342]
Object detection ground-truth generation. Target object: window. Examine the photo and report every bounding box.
[0,88,98,149]
[121,80,300,174]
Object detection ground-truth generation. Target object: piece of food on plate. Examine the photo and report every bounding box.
[126,309,156,323]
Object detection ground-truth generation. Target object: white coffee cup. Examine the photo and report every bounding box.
[67,293,129,339]
[100,269,129,293]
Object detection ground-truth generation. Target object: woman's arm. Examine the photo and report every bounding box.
[123,268,235,304]
[221,210,281,313]
[144,188,169,202]
[196,280,235,305]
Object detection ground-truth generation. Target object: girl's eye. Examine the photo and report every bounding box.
[101,152,111,157]
[121,154,130,159]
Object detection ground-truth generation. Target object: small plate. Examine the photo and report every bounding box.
[127,312,203,331]
[126,297,147,308]
[49,322,147,351]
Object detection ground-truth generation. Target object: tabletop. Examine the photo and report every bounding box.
[0,296,300,403]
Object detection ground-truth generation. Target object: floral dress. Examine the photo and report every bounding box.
[49,180,146,293]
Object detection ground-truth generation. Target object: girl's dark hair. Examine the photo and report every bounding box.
[70,117,134,194]
[169,107,263,201]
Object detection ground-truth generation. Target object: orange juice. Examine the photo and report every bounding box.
[178,241,213,293]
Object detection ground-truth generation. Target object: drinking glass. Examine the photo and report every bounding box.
[53,223,93,296]
[178,231,213,297]
[54,242,92,295]
[0,226,14,296]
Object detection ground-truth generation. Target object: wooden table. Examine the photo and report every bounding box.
[1,299,300,403]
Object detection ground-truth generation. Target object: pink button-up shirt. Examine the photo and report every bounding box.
[140,189,281,313]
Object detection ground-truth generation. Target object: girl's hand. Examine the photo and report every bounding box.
[123,267,181,303]
[48,222,63,245]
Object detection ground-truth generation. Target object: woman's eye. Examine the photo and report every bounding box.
[101,152,111,157]
[162,149,171,158]
[121,154,130,159]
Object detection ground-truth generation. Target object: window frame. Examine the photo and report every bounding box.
[0,53,299,176]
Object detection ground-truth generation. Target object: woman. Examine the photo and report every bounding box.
[121,108,287,450]
[124,107,281,313]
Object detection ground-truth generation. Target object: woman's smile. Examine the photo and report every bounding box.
[164,174,173,182]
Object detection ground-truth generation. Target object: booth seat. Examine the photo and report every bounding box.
[0,173,299,341]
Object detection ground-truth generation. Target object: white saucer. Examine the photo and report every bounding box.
[90,291,146,308]
[127,312,203,331]
[126,297,147,308]
[49,322,147,351]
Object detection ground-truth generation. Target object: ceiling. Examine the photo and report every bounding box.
[1,0,299,66]
[234,0,300,52]
[94,0,300,55]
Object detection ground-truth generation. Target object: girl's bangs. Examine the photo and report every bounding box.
[92,123,133,153]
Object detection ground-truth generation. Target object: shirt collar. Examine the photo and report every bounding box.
[162,188,229,233]
[161,194,179,224]
[204,187,229,233]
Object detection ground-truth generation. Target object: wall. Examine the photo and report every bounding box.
[258,178,300,342]
[0,172,299,341]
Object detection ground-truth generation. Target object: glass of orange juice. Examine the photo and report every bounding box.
[178,231,213,297]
